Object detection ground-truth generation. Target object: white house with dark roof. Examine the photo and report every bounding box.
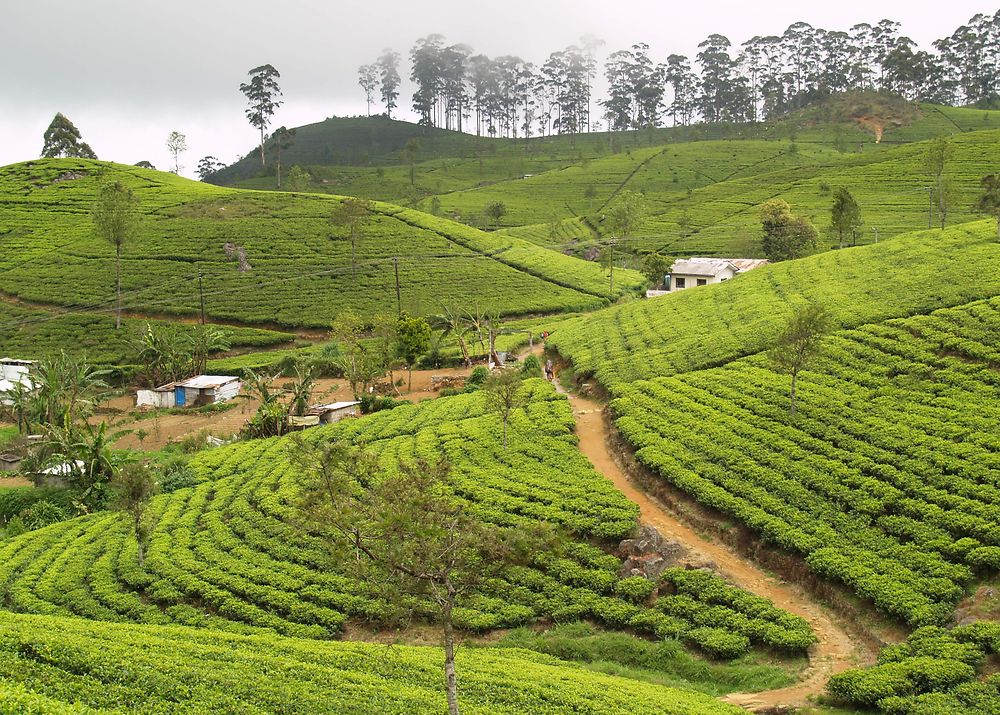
[667,257,769,291]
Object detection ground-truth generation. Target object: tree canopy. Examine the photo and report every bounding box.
[41,113,97,159]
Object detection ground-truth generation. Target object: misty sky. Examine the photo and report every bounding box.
[1,0,991,176]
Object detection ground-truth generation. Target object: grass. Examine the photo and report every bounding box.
[495,622,801,696]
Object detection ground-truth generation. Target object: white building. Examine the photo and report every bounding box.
[667,257,769,291]
[136,375,242,409]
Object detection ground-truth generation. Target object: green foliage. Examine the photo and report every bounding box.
[495,622,795,696]
[828,625,999,712]
[0,159,637,333]
[0,611,744,714]
[760,199,818,261]
[520,354,543,379]
[40,113,96,159]
[830,187,863,248]
[552,222,1000,385]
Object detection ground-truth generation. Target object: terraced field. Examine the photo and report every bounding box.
[220,102,1000,258]
[551,221,1000,385]
[0,381,814,660]
[0,159,643,334]
[552,222,1000,630]
[0,611,744,714]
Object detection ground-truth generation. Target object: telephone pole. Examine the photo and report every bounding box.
[198,271,206,325]
[393,257,401,315]
[608,239,616,296]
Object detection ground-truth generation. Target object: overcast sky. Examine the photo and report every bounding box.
[1,0,990,176]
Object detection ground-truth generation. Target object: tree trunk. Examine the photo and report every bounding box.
[259,126,266,167]
[502,416,508,450]
[408,365,413,393]
[136,539,145,568]
[789,371,797,417]
[115,245,122,330]
[351,234,357,279]
[457,337,471,368]
[443,599,460,715]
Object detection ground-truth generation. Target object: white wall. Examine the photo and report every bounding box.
[670,267,735,291]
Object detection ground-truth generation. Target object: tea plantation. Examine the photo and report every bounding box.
[0,159,643,332]
[551,220,1000,709]
[0,381,814,661]
[0,611,744,714]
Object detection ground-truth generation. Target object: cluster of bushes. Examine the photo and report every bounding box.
[828,623,1000,712]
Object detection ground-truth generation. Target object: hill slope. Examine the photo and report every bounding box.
[551,221,1000,628]
[0,159,643,333]
[0,382,814,661]
[215,99,1000,257]
[0,611,743,714]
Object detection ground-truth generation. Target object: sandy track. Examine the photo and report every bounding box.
[564,388,861,710]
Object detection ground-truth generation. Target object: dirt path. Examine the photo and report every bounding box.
[563,387,860,710]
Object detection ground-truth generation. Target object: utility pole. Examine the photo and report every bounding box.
[198,271,206,325]
[608,240,615,296]
[393,257,401,315]
[924,186,933,229]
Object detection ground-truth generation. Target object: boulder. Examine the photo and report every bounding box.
[617,524,716,579]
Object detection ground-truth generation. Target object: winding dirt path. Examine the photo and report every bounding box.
[564,388,860,711]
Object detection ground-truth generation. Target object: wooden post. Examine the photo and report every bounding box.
[393,257,401,315]
[198,271,206,325]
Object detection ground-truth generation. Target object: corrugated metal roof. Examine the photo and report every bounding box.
[176,375,241,389]
[0,358,37,366]
[309,401,361,414]
[670,259,736,277]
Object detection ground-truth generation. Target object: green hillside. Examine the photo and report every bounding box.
[0,611,743,714]
[552,221,1000,385]
[0,159,643,337]
[0,382,813,661]
[217,98,1000,258]
[551,221,1000,629]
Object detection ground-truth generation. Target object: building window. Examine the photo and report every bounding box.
[675,277,686,289]
[696,278,707,286]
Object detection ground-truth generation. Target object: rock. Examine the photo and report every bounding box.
[617,525,716,579]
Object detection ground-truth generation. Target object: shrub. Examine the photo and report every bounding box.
[614,576,655,603]
[686,627,751,659]
[468,366,490,386]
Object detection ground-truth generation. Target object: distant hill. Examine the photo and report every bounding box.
[213,94,1000,258]
[0,159,643,339]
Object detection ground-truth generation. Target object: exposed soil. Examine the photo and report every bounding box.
[97,363,476,451]
[558,381,863,710]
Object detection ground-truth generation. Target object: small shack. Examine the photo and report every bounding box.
[136,375,241,409]
[309,401,361,425]
[136,382,178,409]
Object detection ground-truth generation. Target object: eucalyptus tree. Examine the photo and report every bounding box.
[41,113,97,159]
[377,49,401,118]
[357,63,379,115]
[165,131,187,174]
[239,64,282,167]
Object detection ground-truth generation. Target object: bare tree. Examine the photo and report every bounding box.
[768,304,830,416]
[295,444,538,715]
[483,368,526,449]
[112,462,158,567]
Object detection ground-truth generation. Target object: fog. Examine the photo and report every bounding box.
[0,0,991,175]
